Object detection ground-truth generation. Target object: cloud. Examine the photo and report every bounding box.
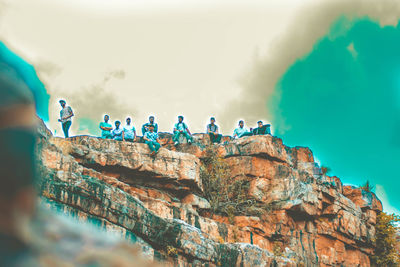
[268,16,400,213]
[376,185,400,215]
[46,69,134,136]
[218,0,400,132]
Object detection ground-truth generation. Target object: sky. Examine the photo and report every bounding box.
[0,0,399,214]
[0,0,311,135]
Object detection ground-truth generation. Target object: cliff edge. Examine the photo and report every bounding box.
[36,121,382,267]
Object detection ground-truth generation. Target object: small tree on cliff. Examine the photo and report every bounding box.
[200,146,261,220]
[360,180,374,193]
[371,212,400,266]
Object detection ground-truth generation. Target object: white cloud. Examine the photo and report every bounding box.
[376,184,400,215]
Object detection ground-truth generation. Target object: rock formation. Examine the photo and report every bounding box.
[36,121,382,266]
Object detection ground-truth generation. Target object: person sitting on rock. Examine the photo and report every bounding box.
[206,117,222,144]
[112,121,124,141]
[233,120,253,139]
[58,100,74,138]
[141,115,158,135]
[173,115,193,146]
[123,117,136,142]
[99,115,113,139]
[252,120,271,135]
[143,124,161,156]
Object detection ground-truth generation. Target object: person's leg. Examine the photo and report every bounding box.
[173,131,181,143]
[184,131,193,143]
[62,121,71,138]
[145,141,155,152]
[215,134,222,143]
[154,142,161,152]
[243,132,253,137]
[62,123,67,138]
[66,121,72,138]
[209,133,215,143]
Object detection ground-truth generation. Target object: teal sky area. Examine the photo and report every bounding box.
[270,17,400,214]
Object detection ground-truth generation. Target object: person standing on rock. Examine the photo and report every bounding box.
[206,117,222,144]
[141,116,158,135]
[173,115,193,146]
[233,120,252,139]
[112,120,124,141]
[58,100,74,138]
[252,121,271,136]
[144,124,161,156]
[123,117,136,142]
[99,115,113,139]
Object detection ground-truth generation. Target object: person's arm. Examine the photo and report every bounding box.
[154,124,158,133]
[233,129,238,138]
[63,107,74,120]
[186,127,192,135]
[141,124,146,135]
[67,107,74,118]
[133,129,137,141]
[215,126,219,135]
[122,131,125,141]
[100,126,113,131]
[143,133,149,141]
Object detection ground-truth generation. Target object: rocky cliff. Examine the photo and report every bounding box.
[36,121,382,267]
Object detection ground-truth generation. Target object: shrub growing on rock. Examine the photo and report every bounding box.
[371,212,400,266]
[200,146,262,220]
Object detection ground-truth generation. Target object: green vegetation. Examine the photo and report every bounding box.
[200,147,264,221]
[166,245,178,258]
[371,212,400,267]
[359,180,374,193]
[272,242,283,257]
[321,166,331,175]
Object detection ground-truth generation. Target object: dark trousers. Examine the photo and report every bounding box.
[62,121,71,138]
[209,133,222,143]
[145,141,161,152]
[241,132,253,137]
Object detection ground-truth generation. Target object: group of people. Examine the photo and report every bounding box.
[58,100,271,157]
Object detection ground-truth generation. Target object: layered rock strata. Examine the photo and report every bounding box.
[37,122,382,266]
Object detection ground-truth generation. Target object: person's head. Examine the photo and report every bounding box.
[149,116,154,123]
[149,124,155,132]
[178,116,183,122]
[104,115,109,122]
[126,117,131,124]
[0,62,38,236]
[115,121,120,128]
[239,120,244,127]
[210,117,215,124]
[59,100,66,108]
[257,121,263,128]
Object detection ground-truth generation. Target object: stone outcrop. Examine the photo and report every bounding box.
[36,121,382,267]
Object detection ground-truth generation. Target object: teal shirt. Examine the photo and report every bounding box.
[174,122,188,132]
[123,124,136,140]
[233,127,249,138]
[145,131,159,142]
[99,122,112,138]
